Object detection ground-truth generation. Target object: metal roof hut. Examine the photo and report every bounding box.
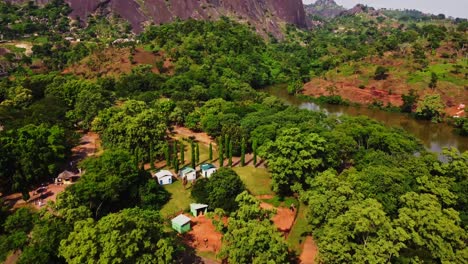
[190,203,208,217]
[179,167,196,182]
[55,170,80,185]
[171,214,191,234]
[200,163,217,178]
[154,170,173,185]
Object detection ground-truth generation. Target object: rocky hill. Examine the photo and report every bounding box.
[7,0,309,37]
[304,0,345,19]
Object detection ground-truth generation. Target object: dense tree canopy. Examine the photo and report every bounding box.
[219,192,291,263]
[191,168,245,212]
[59,208,176,264]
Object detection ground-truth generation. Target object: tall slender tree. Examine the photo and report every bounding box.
[241,137,246,167]
[174,156,179,173]
[224,134,229,158]
[228,139,233,167]
[219,138,224,168]
[172,141,178,168]
[191,141,196,169]
[253,139,258,167]
[196,143,200,164]
[180,142,185,165]
[164,142,170,168]
[209,142,213,161]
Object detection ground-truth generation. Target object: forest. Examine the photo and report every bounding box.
[0,1,467,263]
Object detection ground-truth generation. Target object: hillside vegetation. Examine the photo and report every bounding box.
[0,1,467,263]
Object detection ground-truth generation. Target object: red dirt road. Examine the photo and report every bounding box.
[300,236,319,264]
[260,202,296,234]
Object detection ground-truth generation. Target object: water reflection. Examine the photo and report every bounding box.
[264,85,468,153]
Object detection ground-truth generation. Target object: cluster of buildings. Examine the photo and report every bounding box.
[154,163,217,186]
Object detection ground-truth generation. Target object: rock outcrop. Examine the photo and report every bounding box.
[9,0,309,37]
[304,0,345,19]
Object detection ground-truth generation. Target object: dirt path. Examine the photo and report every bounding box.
[172,126,214,146]
[260,202,296,234]
[300,236,319,264]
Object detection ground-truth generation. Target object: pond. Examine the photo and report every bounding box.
[264,84,468,153]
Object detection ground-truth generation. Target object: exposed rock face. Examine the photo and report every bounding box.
[304,0,345,19]
[9,0,309,37]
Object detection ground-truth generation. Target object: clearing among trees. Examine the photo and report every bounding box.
[183,215,222,255]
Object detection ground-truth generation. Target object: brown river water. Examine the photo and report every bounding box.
[264,84,468,153]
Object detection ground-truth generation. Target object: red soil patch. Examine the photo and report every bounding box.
[63,47,173,78]
[172,126,214,146]
[184,215,223,254]
[260,202,296,234]
[300,236,319,264]
[303,78,404,107]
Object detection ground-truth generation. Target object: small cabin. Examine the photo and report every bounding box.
[154,170,173,185]
[171,214,191,234]
[179,167,196,182]
[190,203,208,217]
[55,170,80,185]
[200,163,217,178]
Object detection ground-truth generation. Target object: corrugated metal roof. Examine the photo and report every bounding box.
[171,214,191,226]
[201,164,216,171]
[190,203,208,210]
[180,167,195,174]
[154,170,173,180]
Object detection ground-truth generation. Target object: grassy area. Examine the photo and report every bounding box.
[261,196,298,208]
[287,203,311,253]
[197,251,220,262]
[160,180,193,219]
[233,166,274,196]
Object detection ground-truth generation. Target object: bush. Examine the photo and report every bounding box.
[374,66,389,80]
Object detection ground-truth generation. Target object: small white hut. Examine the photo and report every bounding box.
[154,170,174,185]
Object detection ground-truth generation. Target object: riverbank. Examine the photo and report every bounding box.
[264,84,468,152]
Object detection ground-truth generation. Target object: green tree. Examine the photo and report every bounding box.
[228,139,233,167]
[173,156,179,173]
[415,94,445,122]
[191,141,196,168]
[191,168,245,212]
[260,128,326,194]
[180,142,185,165]
[219,192,290,263]
[395,192,467,263]
[55,150,149,218]
[59,208,176,264]
[209,142,213,161]
[374,66,389,80]
[1,124,71,199]
[401,89,418,113]
[172,141,178,168]
[195,143,200,164]
[218,138,224,167]
[224,134,229,158]
[92,100,167,161]
[70,89,112,130]
[317,199,406,263]
[287,79,303,95]
[429,72,438,89]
